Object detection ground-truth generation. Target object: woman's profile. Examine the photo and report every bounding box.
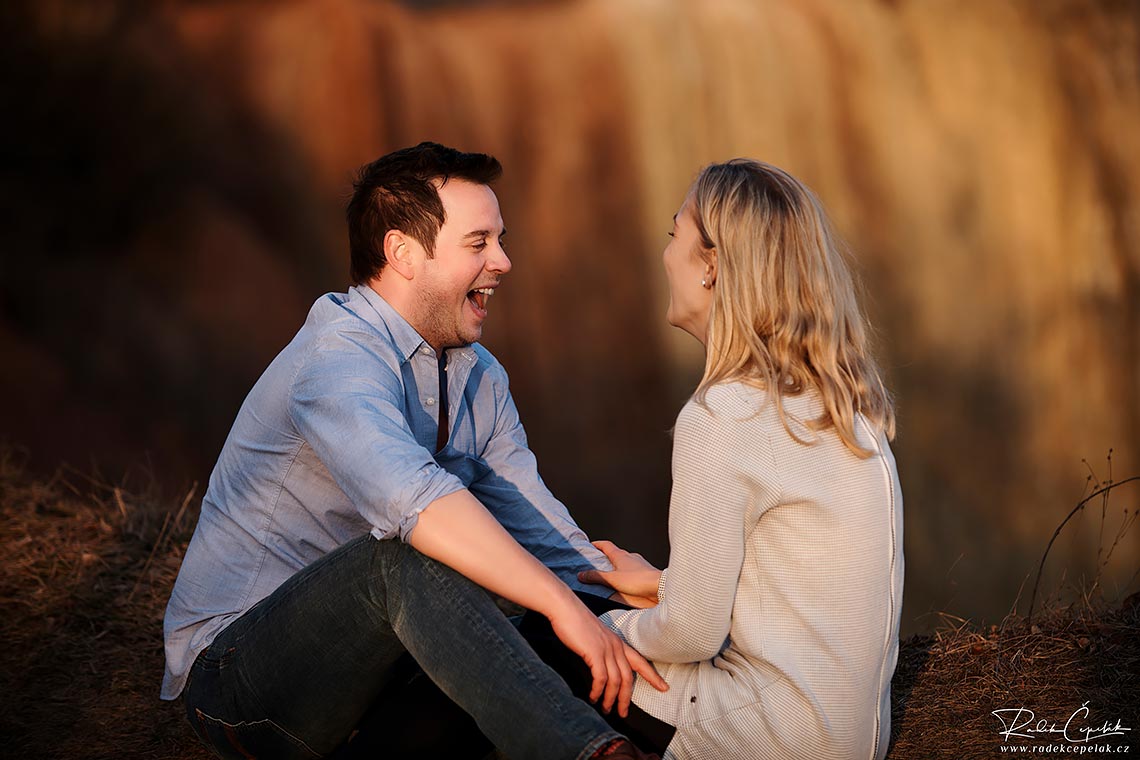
[580,158,904,760]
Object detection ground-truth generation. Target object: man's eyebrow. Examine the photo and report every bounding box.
[461,228,507,240]
[672,213,678,224]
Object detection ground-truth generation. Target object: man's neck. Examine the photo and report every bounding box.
[365,278,444,355]
[366,275,410,319]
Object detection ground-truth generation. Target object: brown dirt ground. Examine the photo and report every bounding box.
[1,449,1136,759]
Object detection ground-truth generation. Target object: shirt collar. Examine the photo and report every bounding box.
[352,285,477,366]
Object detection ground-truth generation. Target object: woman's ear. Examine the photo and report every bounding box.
[383,231,415,280]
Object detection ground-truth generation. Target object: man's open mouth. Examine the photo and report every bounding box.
[467,287,495,312]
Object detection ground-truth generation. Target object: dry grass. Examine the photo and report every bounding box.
[889,605,1139,758]
[0,448,209,759]
[1,449,1136,759]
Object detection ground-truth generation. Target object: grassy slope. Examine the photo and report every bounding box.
[1,452,1135,759]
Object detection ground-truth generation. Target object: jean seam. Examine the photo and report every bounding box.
[576,730,624,760]
[194,707,324,759]
[365,535,392,623]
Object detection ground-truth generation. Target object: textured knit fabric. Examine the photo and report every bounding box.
[601,382,904,760]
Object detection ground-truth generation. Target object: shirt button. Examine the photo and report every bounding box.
[425,397,436,406]
[420,346,432,356]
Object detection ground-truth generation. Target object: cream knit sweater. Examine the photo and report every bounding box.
[601,382,903,760]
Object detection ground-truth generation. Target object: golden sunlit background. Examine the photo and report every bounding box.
[3,0,1138,636]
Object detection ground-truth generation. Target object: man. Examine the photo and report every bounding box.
[161,142,667,760]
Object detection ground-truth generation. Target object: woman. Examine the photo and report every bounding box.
[579,159,904,760]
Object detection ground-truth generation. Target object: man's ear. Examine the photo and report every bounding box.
[383,231,416,280]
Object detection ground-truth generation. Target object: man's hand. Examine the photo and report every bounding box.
[547,595,668,717]
[578,540,663,606]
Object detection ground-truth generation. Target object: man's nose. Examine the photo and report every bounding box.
[487,242,512,274]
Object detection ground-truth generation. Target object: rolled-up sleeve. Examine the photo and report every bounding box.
[289,331,465,540]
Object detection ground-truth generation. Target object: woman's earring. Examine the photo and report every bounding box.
[702,270,714,289]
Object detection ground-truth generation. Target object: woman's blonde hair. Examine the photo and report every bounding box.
[688,159,895,456]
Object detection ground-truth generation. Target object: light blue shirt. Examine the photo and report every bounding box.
[162,285,613,699]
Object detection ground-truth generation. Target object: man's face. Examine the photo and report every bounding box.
[409,180,510,351]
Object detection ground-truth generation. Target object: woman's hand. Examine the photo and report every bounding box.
[578,540,663,608]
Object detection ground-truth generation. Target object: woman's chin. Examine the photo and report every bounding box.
[666,312,693,335]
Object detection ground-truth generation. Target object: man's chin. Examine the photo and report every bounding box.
[443,329,481,350]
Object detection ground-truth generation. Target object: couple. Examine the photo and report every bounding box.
[162,142,903,760]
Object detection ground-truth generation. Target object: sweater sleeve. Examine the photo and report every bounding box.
[601,395,778,662]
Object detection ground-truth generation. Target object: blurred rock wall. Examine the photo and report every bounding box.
[2,0,1137,630]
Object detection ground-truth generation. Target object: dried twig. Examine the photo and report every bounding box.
[1027,475,1140,622]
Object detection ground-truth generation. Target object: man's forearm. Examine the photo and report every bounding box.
[407,489,579,620]
[408,488,671,714]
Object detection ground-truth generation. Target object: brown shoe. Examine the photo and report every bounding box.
[589,738,661,760]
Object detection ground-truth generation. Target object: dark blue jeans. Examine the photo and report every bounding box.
[183,535,622,760]
[336,594,677,758]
